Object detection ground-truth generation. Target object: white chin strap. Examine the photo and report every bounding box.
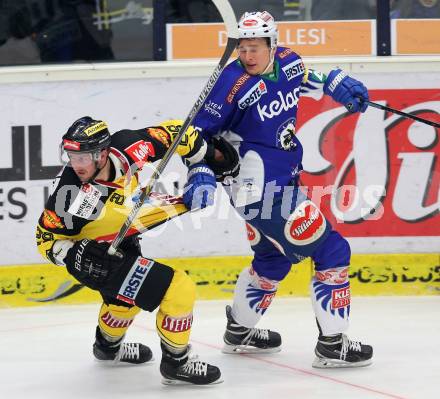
[261,47,276,75]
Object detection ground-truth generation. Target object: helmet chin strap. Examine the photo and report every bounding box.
[261,47,276,75]
[83,155,108,184]
[87,162,102,183]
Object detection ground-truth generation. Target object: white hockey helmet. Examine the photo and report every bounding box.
[238,11,278,49]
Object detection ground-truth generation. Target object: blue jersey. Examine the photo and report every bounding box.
[194,47,327,206]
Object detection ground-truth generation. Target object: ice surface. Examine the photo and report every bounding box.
[1,297,438,399]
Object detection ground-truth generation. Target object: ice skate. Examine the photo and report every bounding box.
[312,333,373,368]
[93,326,153,364]
[222,305,281,354]
[160,345,222,385]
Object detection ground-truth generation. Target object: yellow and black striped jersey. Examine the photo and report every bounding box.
[36,120,204,265]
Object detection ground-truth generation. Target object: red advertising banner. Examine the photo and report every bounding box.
[296,89,440,237]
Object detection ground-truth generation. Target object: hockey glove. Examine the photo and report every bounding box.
[324,69,369,113]
[183,163,216,210]
[204,136,240,182]
[64,239,124,290]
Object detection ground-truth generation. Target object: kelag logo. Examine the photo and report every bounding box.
[296,89,440,238]
[0,125,62,221]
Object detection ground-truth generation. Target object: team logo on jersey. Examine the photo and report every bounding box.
[246,223,261,246]
[161,313,193,333]
[282,59,305,81]
[238,80,267,109]
[257,87,300,121]
[42,209,64,229]
[284,200,326,245]
[124,140,155,168]
[227,73,251,103]
[117,257,154,305]
[276,117,297,150]
[100,311,134,329]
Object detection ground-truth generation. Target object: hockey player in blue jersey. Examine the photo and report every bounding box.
[193,11,373,368]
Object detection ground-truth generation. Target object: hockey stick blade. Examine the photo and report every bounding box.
[365,99,440,129]
[108,0,238,255]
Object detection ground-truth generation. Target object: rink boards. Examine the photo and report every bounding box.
[0,57,439,308]
[0,253,438,308]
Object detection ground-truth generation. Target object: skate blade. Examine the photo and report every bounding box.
[222,343,281,355]
[312,356,372,369]
[94,356,155,366]
[161,377,224,386]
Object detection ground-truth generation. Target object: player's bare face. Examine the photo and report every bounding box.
[237,38,271,75]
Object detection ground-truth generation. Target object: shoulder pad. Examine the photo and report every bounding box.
[157,120,184,135]
[155,120,198,141]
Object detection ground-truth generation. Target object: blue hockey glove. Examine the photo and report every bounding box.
[183,163,216,210]
[324,69,369,113]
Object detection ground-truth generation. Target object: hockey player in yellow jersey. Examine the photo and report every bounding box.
[35,116,239,385]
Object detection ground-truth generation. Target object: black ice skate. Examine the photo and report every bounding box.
[160,344,222,385]
[313,333,373,368]
[222,305,281,354]
[93,326,153,364]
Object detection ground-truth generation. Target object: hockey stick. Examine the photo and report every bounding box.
[365,99,440,129]
[108,0,238,255]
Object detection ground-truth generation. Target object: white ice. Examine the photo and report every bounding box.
[1,297,439,399]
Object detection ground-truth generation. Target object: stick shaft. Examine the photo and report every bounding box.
[108,1,238,255]
[367,100,440,129]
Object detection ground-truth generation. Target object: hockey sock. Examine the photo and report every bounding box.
[231,266,279,328]
[310,267,350,336]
